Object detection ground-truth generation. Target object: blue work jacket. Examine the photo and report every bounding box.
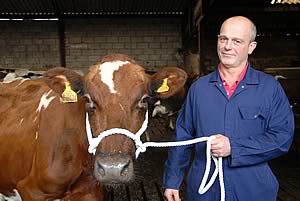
[163,65,295,201]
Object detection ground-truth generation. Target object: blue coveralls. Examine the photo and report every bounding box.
[163,65,295,201]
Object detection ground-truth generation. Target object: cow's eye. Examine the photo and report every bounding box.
[138,95,150,109]
[84,94,96,113]
[87,104,96,114]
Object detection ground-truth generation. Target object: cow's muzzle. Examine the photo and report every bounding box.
[94,153,134,184]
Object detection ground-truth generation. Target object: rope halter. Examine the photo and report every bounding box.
[85,110,225,201]
[85,111,149,157]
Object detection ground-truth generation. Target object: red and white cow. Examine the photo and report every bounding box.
[0,54,187,201]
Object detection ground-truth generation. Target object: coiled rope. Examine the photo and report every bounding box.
[85,111,225,201]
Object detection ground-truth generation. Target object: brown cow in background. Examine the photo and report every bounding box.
[0,54,187,201]
[151,73,201,131]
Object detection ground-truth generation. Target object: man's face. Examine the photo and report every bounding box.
[217,18,256,69]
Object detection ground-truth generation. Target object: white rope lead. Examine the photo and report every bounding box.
[142,137,225,201]
[85,111,225,201]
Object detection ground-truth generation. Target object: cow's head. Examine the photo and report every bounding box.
[45,54,187,186]
[84,54,187,185]
[85,54,187,184]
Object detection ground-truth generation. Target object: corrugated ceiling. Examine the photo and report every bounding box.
[0,0,299,18]
[0,0,188,17]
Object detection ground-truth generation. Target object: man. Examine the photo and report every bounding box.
[163,16,294,201]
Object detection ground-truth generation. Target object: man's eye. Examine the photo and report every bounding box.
[219,37,228,42]
[233,40,242,45]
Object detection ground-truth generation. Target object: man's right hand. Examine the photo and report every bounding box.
[164,188,181,201]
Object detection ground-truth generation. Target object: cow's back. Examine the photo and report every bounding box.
[0,78,51,192]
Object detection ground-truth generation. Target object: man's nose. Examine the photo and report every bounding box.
[224,40,233,49]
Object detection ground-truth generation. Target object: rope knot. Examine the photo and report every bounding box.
[135,140,146,158]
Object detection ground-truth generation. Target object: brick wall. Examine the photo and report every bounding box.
[0,20,60,69]
[64,18,183,71]
[0,17,183,71]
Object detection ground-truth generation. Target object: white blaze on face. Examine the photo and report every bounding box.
[99,61,130,94]
[36,90,56,113]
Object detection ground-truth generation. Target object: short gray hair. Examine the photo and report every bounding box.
[249,19,257,42]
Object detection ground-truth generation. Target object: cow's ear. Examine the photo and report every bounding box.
[150,67,187,99]
[44,67,85,98]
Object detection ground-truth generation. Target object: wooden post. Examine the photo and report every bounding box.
[194,0,204,75]
[57,17,66,67]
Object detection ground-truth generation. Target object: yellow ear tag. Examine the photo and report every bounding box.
[61,82,78,103]
[156,78,169,93]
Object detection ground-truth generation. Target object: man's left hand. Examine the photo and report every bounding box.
[210,134,231,157]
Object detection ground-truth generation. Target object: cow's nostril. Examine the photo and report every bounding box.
[120,159,130,177]
[97,160,105,177]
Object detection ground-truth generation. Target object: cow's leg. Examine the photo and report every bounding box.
[16,176,59,201]
[62,175,107,201]
[15,163,76,201]
[16,169,101,201]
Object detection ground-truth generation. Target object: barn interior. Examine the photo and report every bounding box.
[0,0,299,200]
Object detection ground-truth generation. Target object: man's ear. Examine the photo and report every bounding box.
[150,67,187,99]
[248,41,257,55]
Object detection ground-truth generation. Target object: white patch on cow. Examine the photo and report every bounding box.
[35,124,40,140]
[119,103,125,112]
[0,189,22,201]
[152,105,168,117]
[3,73,17,82]
[15,79,28,87]
[99,61,130,94]
[36,90,55,113]
[19,118,24,125]
[33,115,38,122]
[154,100,161,106]
[35,131,39,140]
